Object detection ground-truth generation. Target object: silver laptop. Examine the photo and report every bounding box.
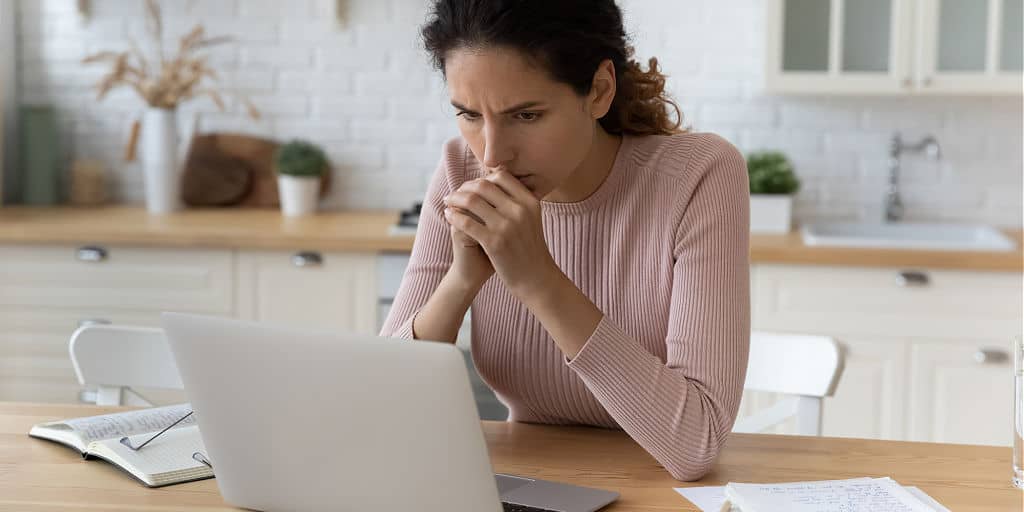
[161,312,619,512]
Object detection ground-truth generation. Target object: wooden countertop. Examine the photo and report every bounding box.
[0,206,1021,271]
[2,402,1019,511]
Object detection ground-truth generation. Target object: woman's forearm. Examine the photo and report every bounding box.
[410,269,484,343]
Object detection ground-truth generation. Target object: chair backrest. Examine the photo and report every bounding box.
[69,324,183,406]
[733,331,844,436]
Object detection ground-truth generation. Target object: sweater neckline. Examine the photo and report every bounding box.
[540,133,635,216]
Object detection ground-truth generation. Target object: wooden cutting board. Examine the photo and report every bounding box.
[181,133,331,208]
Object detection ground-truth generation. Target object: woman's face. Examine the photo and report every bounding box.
[444,46,614,200]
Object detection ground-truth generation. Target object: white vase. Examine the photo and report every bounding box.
[141,108,182,214]
[278,175,320,217]
[750,194,793,234]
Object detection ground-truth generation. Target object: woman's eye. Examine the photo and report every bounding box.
[516,112,541,122]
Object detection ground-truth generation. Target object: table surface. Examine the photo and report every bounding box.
[1,402,1020,511]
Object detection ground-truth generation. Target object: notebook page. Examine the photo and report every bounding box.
[63,403,194,443]
[91,425,208,477]
[724,477,938,512]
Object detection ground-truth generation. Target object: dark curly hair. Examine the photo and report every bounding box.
[421,0,685,136]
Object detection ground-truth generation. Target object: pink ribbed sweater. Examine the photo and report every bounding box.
[380,132,750,481]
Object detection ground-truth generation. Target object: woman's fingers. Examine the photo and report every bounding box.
[444,206,488,243]
[444,178,518,226]
[484,170,536,204]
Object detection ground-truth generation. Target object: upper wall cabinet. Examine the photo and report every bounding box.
[766,0,1023,95]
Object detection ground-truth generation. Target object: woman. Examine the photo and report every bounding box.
[380,0,750,481]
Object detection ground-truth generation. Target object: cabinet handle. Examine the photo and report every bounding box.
[902,77,912,87]
[896,270,930,287]
[291,251,323,267]
[75,246,108,262]
[78,318,111,328]
[974,349,1009,364]
[922,77,933,87]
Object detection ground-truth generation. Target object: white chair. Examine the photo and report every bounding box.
[69,324,183,406]
[732,332,844,436]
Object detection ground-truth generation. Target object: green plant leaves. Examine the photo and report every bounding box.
[746,151,800,195]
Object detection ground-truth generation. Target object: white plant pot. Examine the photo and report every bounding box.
[141,108,182,215]
[750,194,793,234]
[278,175,320,217]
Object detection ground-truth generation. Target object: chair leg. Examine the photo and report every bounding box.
[795,396,822,436]
[95,386,123,406]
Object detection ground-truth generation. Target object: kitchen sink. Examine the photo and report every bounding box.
[800,222,1017,252]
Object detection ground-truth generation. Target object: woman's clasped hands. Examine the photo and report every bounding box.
[442,169,558,299]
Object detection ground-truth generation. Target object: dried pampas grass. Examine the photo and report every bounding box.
[82,0,259,119]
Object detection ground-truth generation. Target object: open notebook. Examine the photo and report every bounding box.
[28,403,213,487]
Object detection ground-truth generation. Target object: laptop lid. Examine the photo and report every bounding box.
[161,312,503,512]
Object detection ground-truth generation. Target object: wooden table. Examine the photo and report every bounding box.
[1,402,1019,511]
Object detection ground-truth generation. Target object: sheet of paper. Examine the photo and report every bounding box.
[63,403,194,442]
[675,485,726,511]
[675,479,945,512]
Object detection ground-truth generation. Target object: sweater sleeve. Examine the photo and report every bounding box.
[565,135,751,481]
[378,140,463,339]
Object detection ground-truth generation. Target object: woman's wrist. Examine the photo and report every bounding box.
[443,266,488,303]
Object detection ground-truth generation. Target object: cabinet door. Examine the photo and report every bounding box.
[821,336,909,440]
[737,336,908,439]
[766,0,914,94]
[916,0,1023,94]
[237,250,378,334]
[909,339,1015,445]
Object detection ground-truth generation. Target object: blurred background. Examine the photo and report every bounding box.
[0,0,1021,449]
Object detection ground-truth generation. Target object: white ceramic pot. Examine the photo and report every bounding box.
[140,108,182,215]
[277,175,320,217]
[750,194,793,234]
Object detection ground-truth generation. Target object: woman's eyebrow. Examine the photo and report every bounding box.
[450,101,546,114]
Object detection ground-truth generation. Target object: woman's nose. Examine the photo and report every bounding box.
[481,124,513,170]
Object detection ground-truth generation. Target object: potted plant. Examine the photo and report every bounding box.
[274,140,328,217]
[747,151,800,234]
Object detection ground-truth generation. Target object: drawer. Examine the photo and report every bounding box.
[0,244,234,313]
[753,264,1023,340]
[236,250,378,334]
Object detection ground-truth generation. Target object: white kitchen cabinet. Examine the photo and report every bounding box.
[738,336,909,439]
[766,0,1023,95]
[909,338,1016,445]
[0,244,235,314]
[915,0,1023,94]
[236,250,378,334]
[751,263,1022,444]
[753,264,1022,342]
[0,243,235,403]
[821,336,909,441]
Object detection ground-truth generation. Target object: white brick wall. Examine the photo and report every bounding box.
[12,0,1023,226]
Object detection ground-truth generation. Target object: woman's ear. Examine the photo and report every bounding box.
[588,59,617,120]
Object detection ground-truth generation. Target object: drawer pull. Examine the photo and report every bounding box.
[291,251,323,267]
[78,318,112,328]
[896,270,930,287]
[974,349,1009,365]
[76,246,108,262]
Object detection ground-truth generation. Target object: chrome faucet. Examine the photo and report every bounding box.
[886,133,941,222]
